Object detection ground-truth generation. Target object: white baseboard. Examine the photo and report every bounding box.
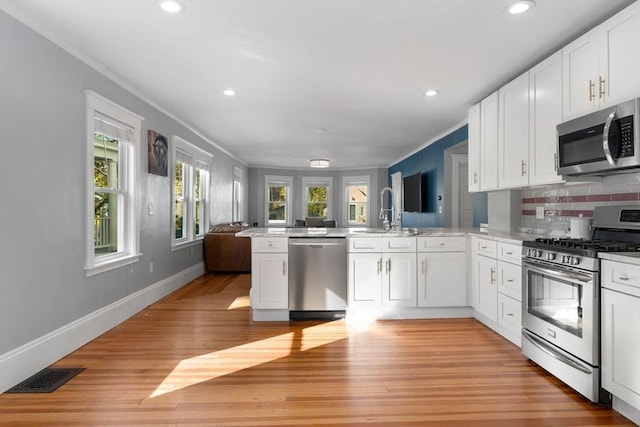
[0,262,204,393]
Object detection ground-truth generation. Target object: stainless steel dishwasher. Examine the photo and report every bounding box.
[288,237,347,320]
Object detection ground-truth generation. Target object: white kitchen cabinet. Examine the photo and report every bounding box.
[417,236,467,307]
[498,71,530,189]
[601,259,640,410]
[250,238,288,310]
[528,51,565,186]
[496,241,522,346]
[468,102,481,192]
[562,1,640,120]
[348,252,383,308]
[471,237,498,322]
[348,237,417,308]
[480,91,499,191]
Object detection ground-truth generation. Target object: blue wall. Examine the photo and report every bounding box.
[389,125,487,228]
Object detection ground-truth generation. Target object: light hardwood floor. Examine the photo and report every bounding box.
[0,274,635,426]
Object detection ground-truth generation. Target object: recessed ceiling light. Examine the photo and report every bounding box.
[159,0,184,13]
[223,89,236,96]
[507,0,535,14]
[424,90,439,97]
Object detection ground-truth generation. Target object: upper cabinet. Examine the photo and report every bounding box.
[480,92,499,191]
[468,103,481,192]
[498,71,530,188]
[563,1,640,120]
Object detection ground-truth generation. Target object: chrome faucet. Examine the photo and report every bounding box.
[379,186,399,230]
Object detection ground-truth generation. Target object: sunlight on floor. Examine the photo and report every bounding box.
[149,320,375,398]
[227,295,250,309]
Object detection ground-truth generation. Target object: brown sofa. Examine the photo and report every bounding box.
[204,222,251,273]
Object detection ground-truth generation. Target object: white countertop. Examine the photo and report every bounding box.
[236,226,532,242]
[599,252,640,266]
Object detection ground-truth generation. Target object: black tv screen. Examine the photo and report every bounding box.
[403,172,425,213]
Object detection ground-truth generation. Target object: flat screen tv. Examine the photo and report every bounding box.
[403,172,426,213]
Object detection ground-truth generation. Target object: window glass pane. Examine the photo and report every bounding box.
[194,169,201,199]
[346,184,367,224]
[269,202,286,221]
[175,199,184,239]
[174,163,183,198]
[307,185,328,218]
[195,200,201,235]
[269,185,286,202]
[94,133,119,189]
[94,191,118,256]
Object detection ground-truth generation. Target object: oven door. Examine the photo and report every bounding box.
[522,259,598,365]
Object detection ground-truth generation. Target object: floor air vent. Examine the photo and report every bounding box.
[6,367,85,393]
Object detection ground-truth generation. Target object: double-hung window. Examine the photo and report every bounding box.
[265,175,293,225]
[85,90,143,276]
[343,176,370,226]
[302,176,332,219]
[172,136,212,248]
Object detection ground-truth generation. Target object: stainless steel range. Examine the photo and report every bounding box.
[521,205,640,402]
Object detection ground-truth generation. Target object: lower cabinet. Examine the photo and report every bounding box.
[250,237,288,312]
[383,252,417,307]
[475,253,498,322]
[349,252,383,307]
[417,236,467,307]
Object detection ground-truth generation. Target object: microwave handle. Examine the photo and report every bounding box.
[603,110,617,166]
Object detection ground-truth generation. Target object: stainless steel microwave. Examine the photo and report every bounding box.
[557,97,639,176]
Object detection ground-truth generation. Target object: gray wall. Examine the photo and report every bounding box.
[248,167,388,227]
[0,11,247,355]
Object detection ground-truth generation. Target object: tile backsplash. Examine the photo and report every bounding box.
[520,174,640,236]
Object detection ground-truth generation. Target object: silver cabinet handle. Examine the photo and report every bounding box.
[599,76,606,99]
[473,172,478,184]
[506,312,514,317]
[386,259,391,274]
[377,259,382,275]
[506,278,514,283]
[283,261,286,276]
[505,251,513,255]
[490,267,496,284]
[588,79,595,102]
[521,160,526,176]
[421,259,425,275]
[603,110,617,166]
[619,275,629,281]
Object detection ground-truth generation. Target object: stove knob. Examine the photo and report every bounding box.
[570,257,579,265]
[536,250,542,258]
[561,255,568,264]
[546,253,556,261]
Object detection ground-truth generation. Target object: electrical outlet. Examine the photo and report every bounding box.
[536,207,545,219]
[149,262,154,273]
[147,204,154,215]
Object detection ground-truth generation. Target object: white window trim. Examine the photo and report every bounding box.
[232,166,244,222]
[301,176,333,220]
[85,90,144,276]
[171,135,213,249]
[342,175,371,227]
[264,175,293,226]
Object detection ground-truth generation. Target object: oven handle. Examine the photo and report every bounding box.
[603,110,617,166]
[523,260,593,284]
[522,329,593,375]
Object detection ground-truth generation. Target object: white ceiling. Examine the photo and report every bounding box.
[1,0,634,169]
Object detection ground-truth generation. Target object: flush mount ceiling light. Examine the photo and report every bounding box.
[310,159,330,168]
[223,88,236,96]
[159,0,184,13]
[507,0,535,14]
[424,89,439,97]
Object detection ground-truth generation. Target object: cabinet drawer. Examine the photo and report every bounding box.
[498,293,522,335]
[252,237,288,253]
[348,237,383,253]
[417,236,465,252]
[474,237,497,258]
[602,260,640,297]
[382,237,417,252]
[498,242,522,265]
[498,260,522,301]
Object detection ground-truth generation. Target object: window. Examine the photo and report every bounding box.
[85,90,143,276]
[232,166,243,222]
[302,176,332,219]
[265,175,293,225]
[171,136,212,248]
[343,176,370,225]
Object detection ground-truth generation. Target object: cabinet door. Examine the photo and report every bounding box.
[348,253,382,307]
[480,92,499,191]
[418,252,467,307]
[529,51,565,186]
[498,71,530,188]
[251,253,288,309]
[562,27,600,120]
[383,252,417,307]
[601,289,640,408]
[475,254,498,322]
[600,1,640,108]
[468,102,481,192]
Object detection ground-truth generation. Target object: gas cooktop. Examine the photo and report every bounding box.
[530,237,640,255]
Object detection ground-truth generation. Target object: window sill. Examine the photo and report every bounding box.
[85,253,142,277]
[171,238,203,252]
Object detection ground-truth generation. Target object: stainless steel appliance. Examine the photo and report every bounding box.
[288,237,347,320]
[522,205,640,402]
[557,97,639,176]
